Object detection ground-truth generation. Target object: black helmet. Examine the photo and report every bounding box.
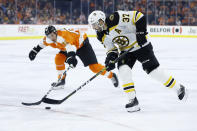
[45,25,57,36]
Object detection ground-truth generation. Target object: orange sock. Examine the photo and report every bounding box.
[55,53,66,70]
[107,72,113,79]
[89,63,113,79]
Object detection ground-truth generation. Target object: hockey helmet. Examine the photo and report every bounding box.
[45,25,57,36]
[88,10,106,31]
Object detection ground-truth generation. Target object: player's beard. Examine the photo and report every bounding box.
[96,26,103,32]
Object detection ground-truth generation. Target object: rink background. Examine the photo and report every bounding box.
[0,37,196,131]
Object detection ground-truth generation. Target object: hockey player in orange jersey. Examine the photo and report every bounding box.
[29,25,119,89]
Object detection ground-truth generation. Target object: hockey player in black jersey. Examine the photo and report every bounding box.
[88,10,188,112]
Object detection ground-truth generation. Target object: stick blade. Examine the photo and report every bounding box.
[42,98,62,104]
[21,100,42,106]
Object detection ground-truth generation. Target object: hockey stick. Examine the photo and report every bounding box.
[21,66,72,106]
[42,46,134,104]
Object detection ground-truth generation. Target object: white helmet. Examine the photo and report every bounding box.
[88,10,106,32]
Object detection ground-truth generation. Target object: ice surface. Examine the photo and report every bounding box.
[0,37,197,131]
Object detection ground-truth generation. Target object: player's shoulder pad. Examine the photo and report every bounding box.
[135,15,146,30]
[105,12,120,28]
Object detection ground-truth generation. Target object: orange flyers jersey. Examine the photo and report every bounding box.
[39,28,88,52]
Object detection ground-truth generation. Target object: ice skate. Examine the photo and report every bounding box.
[111,73,119,87]
[126,97,140,113]
[51,78,65,90]
[177,84,188,101]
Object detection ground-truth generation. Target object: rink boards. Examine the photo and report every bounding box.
[0,25,197,40]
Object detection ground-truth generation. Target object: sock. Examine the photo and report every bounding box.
[119,65,136,100]
[149,67,180,91]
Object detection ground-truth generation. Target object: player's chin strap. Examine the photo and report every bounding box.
[21,66,72,106]
[42,46,135,105]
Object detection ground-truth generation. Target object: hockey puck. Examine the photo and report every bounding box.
[45,107,51,110]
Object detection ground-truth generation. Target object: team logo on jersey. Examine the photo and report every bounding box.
[109,14,114,21]
[112,36,129,47]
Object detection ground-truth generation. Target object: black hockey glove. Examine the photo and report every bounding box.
[66,51,78,68]
[29,45,42,61]
[105,50,118,71]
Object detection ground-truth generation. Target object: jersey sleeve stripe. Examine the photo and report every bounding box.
[132,11,137,25]
[135,12,143,22]
[135,11,139,20]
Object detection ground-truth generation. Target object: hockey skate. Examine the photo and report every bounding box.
[111,73,119,87]
[51,78,65,90]
[126,97,140,112]
[177,84,188,101]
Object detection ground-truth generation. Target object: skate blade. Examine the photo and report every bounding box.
[126,105,141,113]
[52,86,64,90]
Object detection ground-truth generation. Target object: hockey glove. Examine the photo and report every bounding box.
[105,50,118,71]
[29,45,42,61]
[66,51,78,68]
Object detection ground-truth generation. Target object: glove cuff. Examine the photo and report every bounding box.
[67,51,76,58]
[33,45,43,53]
[107,49,119,61]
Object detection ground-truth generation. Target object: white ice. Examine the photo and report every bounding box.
[0,37,197,131]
